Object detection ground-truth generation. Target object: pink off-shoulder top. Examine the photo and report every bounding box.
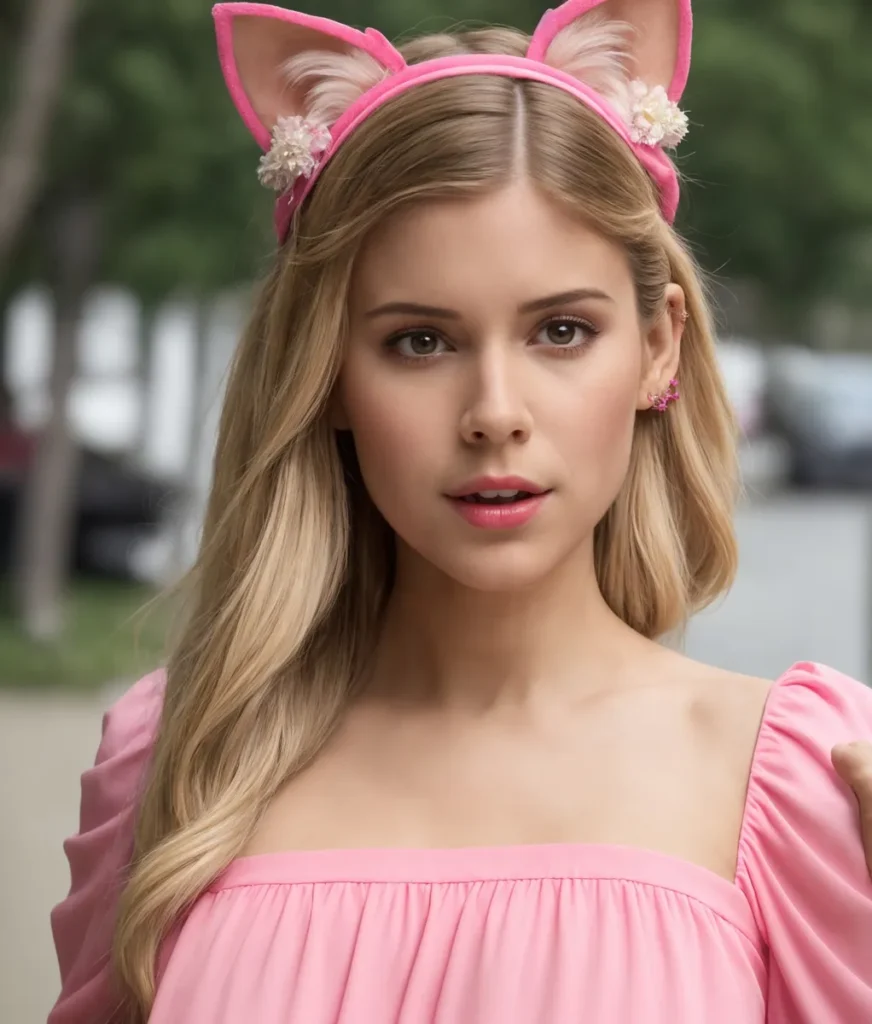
[48,662,872,1023]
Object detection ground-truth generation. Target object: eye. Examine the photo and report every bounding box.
[387,330,450,361]
[533,316,599,352]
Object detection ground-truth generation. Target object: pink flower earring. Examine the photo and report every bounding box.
[648,377,680,412]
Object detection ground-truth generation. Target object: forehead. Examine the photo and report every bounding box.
[349,181,633,310]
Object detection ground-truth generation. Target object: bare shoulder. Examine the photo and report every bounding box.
[665,653,773,761]
[691,661,772,726]
[636,653,775,878]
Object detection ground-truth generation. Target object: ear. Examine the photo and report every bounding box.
[529,0,692,101]
[213,4,405,150]
[637,283,685,410]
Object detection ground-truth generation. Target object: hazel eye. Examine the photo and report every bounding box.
[389,331,448,359]
[534,317,598,349]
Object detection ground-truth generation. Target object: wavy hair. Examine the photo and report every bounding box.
[113,16,738,1021]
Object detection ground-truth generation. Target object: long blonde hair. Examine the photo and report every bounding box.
[113,20,738,1021]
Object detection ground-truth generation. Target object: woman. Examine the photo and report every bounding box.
[49,2,872,1022]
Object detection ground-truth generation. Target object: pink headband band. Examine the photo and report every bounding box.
[213,1,694,242]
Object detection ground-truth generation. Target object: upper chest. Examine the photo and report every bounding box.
[244,674,771,881]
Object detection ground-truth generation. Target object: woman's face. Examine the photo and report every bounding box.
[336,181,682,592]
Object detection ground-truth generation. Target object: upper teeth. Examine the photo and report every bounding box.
[477,490,523,498]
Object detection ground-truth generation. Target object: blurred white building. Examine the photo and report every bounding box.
[3,287,245,575]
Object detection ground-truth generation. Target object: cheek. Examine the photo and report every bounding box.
[550,361,639,501]
[337,368,440,514]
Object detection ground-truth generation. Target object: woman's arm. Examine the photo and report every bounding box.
[735,666,872,1023]
[48,671,165,1024]
[832,740,872,879]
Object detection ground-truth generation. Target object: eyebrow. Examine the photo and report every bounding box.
[364,288,614,320]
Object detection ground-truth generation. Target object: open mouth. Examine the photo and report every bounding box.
[460,490,536,505]
[448,487,551,528]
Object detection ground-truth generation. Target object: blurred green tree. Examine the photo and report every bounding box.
[0,0,79,274]
[4,0,274,639]
[0,0,79,421]
[675,0,872,328]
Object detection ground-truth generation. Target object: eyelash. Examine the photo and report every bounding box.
[384,315,601,366]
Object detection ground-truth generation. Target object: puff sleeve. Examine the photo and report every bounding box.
[736,662,872,1023]
[47,670,165,1024]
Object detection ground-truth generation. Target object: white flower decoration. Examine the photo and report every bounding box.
[627,80,689,149]
[258,115,332,193]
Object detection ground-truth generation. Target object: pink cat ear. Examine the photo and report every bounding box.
[529,0,692,101]
[212,3,405,150]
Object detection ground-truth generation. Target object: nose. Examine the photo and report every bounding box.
[459,348,533,446]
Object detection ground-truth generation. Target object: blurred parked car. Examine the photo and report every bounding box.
[0,425,179,579]
[717,338,790,495]
[717,338,768,439]
[768,347,872,490]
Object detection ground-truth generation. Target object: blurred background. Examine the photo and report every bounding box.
[1,0,871,1020]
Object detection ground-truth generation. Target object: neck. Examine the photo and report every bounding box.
[366,538,655,711]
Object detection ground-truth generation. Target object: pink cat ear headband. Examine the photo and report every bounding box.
[212,0,694,244]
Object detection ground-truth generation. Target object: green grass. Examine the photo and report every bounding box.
[0,578,174,692]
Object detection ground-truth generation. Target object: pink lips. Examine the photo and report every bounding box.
[445,476,551,531]
[447,476,545,499]
[449,493,550,529]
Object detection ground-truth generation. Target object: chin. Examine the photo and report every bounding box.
[426,542,570,594]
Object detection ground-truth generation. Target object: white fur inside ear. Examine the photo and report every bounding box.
[281,49,388,126]
[543,9,635,120]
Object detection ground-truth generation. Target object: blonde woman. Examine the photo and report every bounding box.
[48,2,872,1022]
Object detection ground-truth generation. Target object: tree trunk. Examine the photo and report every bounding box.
[0,0,80,274]
[15,197,101,641]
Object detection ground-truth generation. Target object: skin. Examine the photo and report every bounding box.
[834,741,872,873]
[247,180,872,881]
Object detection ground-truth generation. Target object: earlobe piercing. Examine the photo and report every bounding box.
[648,377,680,412]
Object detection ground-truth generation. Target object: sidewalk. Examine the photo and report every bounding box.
[0,688,112,1024]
